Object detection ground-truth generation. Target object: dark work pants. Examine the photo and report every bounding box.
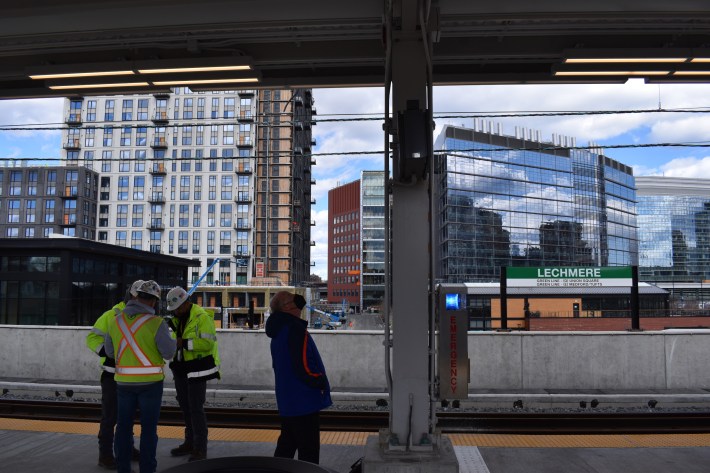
[274,412,320,464]
[98,372,118,456]
[174,375,208,452]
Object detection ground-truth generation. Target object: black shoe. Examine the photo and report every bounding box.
[170,443,193,457]
[188,450,207,462]
[131,447,140,461]
[98,454,117,470]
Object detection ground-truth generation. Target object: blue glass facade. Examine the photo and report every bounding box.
[360,171,386,310]
[435,125,637,283]
[637,176,710,282]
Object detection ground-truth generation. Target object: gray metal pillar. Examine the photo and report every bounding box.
[389,0,432,450]
[364,2,458,470]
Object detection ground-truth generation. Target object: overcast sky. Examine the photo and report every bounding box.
[3,80,710,279]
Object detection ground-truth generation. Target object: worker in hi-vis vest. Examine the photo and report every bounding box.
[165,286,221,462]
[86,279,144,470]
[105,280,176,473]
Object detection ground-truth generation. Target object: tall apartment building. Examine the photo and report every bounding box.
[327,179,361,309]
[636,176,710,282]
[434,124,638,283]
[61,88,314,286]
[0,163,98,240]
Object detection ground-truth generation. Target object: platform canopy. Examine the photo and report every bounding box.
[1,0,710,98]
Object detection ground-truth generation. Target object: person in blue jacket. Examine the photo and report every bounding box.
[265,290,332,464]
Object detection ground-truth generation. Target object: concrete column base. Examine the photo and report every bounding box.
[362,433,459,472]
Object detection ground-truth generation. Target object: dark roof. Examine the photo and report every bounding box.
[0,238,199,267]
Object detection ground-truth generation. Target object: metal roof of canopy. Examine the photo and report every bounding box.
[2,0,710,98]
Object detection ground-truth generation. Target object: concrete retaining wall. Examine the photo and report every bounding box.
[2,325,709,391]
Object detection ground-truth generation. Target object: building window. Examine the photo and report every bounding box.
[219,231,231,254]
[131,231,143,250]
[116,231,127,247]
[7,199,20,223]
[116,204,128,227]
[178,231,188,254]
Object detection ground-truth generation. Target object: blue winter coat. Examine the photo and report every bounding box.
[265,311,332,417]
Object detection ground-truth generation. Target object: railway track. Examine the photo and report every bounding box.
[1,399,709,434]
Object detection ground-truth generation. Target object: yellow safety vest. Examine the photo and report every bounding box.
[108,312,166,383]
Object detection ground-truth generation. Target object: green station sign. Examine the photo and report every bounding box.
[506,266,633,288]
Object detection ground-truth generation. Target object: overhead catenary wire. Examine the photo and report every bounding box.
[5,141,710,163]
[4,106,710,131]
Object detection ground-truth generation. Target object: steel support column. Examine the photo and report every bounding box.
[389,0,432,450]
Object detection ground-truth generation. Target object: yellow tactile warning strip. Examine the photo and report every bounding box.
[2,417,710,448]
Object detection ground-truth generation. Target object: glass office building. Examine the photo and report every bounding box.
[636,176,710,282]
[360,171,386,310]
[434,125,637,283]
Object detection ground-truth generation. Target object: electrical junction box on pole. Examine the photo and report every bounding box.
[436,285,470,399]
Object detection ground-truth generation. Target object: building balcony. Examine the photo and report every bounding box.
[147,222,165,231]
[238,90,255,96]
[152,111,169,124]
[151,138,168,149]
[310,199,316,205]
[310,241,316,246]
[65,114,82,125]
[311,139,317,146]
[310,220,316,226]
[150,163,167,175]
[63,139,81,150]
[293,199,301,207]
[235,195,252,204]
[310,159,316,166]
[153,92,171,99]
[294,147,303,155]
[233,251,251,258]
[234,223,251,230]
[148,193,166,203]
[237,138,253,147]
[238,109,254,121]
[310,179,316,185]
[235,165,252,175]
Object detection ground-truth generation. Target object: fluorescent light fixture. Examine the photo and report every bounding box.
[565,58,687,64]
[30,70,135,80]
[153,78,259,86]
[673,71,710,75]
[48,82,151,90]
[137,65,251,74]
[555,71,670,76]
[690,58,710,63]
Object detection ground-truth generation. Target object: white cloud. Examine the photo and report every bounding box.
[0,97,64,139]
[658,156,710,178]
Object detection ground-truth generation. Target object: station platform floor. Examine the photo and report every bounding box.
[2,417,710,473]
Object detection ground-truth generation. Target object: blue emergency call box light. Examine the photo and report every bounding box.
[445,293,460,310]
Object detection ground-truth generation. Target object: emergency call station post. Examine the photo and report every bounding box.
[436,286,470,400]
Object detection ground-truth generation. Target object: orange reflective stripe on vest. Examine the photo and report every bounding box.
[116,313,162,376]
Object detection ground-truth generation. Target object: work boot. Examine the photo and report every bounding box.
[188,450,207,462]
[170,442,193,457]
[131,447,140,461]
[98,454,117,470]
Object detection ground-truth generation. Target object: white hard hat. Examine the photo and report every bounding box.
[166,286,189,311]
[129,279,145,297]
[136,280,161,299]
